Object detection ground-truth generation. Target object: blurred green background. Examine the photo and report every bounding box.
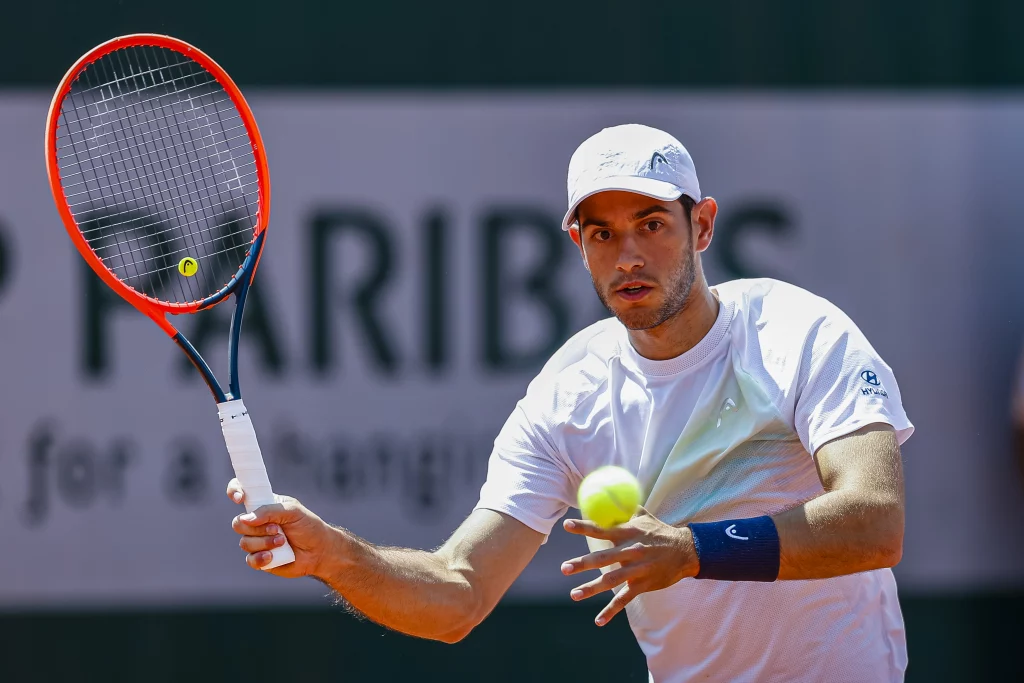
[8,0,1024,89]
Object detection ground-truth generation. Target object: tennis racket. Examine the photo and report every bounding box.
[44,34,294,570]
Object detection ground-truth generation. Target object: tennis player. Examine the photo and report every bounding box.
[229,124,913,682]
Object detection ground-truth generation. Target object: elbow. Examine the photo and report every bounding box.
[874,503,905,569]
[437,624,475,644]
[435,584,488,644]
[436,609,484,644]
[878,537,903,569]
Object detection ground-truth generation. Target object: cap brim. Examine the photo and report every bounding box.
[561,176,685,231]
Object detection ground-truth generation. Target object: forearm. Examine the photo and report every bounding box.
[566,428,907,604]
[772,487,904,580]
[315,528,477,643]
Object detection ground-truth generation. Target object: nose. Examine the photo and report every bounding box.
[615,234,644,273]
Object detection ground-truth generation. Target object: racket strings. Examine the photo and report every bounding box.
[54,78,228,157]
[60,125,252,194]
[76,180,258,236]
[67,159,258,219]
[88,212,254,264]
[130,227,253,280]
[97,48,183,299]
[116,46,249,302]
[66,57,194,98]
[166,49,253,296]
[55,44,259,305]
[63,48,205,302]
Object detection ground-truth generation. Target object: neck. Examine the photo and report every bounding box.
[627,276,719,361]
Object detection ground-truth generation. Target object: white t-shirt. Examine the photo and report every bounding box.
[475,278,914,683]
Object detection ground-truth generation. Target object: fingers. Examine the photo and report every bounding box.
[226,492,308,574]
[226,478,244,505]
[561,508,679,627]
[595,583,639,626]
[563,518,635,542]
[561,542,644,576]
[234,508,288,571]
[231,505,289,536]
[569,565,642,602]
[246,550,274,570]
[233,514,282,536]
[239,531,288,553]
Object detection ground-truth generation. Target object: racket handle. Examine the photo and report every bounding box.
[218,399,296,571]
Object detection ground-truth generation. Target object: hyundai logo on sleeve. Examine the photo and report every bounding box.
[859,370,889,398]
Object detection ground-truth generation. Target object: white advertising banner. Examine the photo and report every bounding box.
[1,93,1023,607]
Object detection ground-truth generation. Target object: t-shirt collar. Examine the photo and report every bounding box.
[621,295,735,377]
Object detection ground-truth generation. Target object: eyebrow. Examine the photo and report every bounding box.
[579,216,610,230]
[632,204,671,220]
[578,204,671,231]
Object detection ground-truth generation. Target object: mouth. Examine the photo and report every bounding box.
[614,281,654,302]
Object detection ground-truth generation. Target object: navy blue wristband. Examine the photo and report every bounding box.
[688,516,780,581]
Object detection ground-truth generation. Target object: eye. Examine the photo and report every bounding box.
[643,220,663,232]
[591,229,612,242]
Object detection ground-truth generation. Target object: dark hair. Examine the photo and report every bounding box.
[680,195,696,218]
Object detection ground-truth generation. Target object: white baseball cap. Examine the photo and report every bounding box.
[562,124,701,231]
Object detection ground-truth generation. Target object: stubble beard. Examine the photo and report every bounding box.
[592,245,697,331]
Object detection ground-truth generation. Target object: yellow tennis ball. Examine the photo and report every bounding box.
[577,466,642,528]
[178,257,197,277]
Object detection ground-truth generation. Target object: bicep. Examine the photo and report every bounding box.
[439,508,545,618]
[813,423,904,504]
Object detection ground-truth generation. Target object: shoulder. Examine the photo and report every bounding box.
[538,316,623,375]
[715,278,873,400]
[717,278,850,327]
[717,278,860,351]
[521,317,624,421]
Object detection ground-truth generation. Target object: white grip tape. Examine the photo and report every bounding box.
[218,399,296,570]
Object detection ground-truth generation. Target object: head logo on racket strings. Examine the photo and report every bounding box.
[179,257,198,277]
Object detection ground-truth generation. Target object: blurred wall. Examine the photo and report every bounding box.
[3,94,1024,607]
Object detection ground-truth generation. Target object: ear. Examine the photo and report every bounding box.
[692,197,718,253]
[568,227,591,272]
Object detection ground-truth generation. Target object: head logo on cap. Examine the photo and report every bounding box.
[562,124,701,231]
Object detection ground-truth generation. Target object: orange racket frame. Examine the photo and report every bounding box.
[44,33,271,337]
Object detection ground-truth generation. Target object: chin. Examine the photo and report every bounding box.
[612,305,663,331]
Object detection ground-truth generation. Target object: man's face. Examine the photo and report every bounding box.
[571,191,697,331]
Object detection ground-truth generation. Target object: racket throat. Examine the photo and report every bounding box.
[226,271,254,401]
[173,332,229,402]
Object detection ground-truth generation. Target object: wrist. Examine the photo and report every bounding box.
[676,526,701,580]
[687,516,780,582]
[313,524,363,584]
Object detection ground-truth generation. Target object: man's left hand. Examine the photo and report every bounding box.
[561,508,699,626]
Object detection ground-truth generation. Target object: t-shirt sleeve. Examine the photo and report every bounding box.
[474,398,576,537]
[794,306,914,455]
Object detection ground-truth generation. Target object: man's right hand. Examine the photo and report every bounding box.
[226,494,546,641]
[227,478,341,578]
